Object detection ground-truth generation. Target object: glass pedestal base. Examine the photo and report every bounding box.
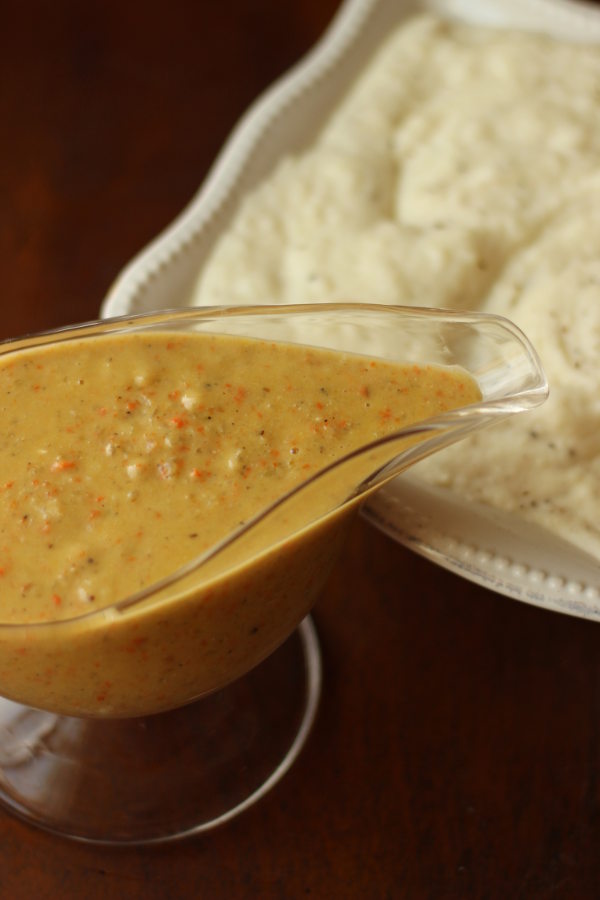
[0,616,321,845]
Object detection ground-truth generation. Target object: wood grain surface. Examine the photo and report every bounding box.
[2,1,600,897]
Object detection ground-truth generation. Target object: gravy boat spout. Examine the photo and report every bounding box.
[0,304,546,718]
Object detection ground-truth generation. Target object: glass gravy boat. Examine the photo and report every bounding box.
[0,303,547,843]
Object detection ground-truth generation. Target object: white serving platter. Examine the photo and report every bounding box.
[101,0,600,621]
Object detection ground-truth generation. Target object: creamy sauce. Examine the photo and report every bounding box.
[0,330,479,716]
[192,14,600,557]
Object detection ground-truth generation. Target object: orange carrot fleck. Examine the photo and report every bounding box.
[51,459,76,472]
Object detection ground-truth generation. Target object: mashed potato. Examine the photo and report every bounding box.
[192,14,600,557]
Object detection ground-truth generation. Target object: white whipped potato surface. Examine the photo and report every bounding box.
[192,15,600,557]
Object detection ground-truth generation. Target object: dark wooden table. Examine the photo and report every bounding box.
[2,1,600,897]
